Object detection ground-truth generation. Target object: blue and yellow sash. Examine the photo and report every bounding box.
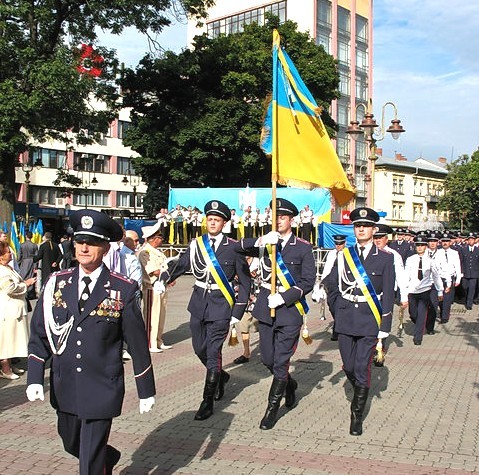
[196,235,235,308]
[266,244,309,316]
[343,246,382,327]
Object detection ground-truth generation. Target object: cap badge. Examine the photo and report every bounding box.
[81,215,94,229]
[359,209,367,218]
[212,201,219,209]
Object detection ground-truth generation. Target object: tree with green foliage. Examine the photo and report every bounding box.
[438,149,479,231]
[0,0,214,220]
[120,16,340,193]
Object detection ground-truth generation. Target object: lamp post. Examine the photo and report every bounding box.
[122,169,141,217]
[347,99,405,208]
[16,155,43,223]
[81,171,98,209]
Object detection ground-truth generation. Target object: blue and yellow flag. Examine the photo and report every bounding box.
[261,30,355,206]
[19,220,25,244]
[32,219,43,245]
[9,212,20,257]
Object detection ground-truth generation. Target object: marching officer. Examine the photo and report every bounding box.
[322,207,395,436]
[239,198,316,430]
[26,209,155,475]
[389,227,413,264]
[438,232,462,323]
[161,200,251,421]
[459,232,479,310]
[404,232,444,345]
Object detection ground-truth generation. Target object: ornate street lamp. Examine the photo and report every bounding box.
[15,153,43,223]
[122,168,141,217]
[347,99,405,207]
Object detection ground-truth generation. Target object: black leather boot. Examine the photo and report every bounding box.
[194,370,220,421]
[349,386,369,436]
[284,375,298,408]
[214,370,230,401]
[259,378,287,430]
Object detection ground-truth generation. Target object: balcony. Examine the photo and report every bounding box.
[425,194,439,203]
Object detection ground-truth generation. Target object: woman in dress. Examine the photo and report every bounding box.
[0,241,36,379]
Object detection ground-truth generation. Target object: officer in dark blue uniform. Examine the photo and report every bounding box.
[323,207,395,436]
[459,232,479,310]
[239,198,316,430]
[161,200,250,421]
[26,210,155,475]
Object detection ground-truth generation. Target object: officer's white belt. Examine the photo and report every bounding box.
[341,293,382,303]
[261,283,287,292]
[195,280,232,291]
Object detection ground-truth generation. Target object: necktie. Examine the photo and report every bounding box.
[444,250,448,262]
[277,239,283,253]
[80,276,92,312]
[210,237,216,252]
[359,246,365,264]
[418,257,423,280]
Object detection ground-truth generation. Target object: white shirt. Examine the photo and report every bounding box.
[384,245,408,302]
[78,264,104,296]
[438,247,463,282]
[428,248,451,287]
[404,253,444,296]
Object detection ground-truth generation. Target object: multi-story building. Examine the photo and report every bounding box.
[14,107,147,235]
[373,152,448,228]
[188,0,373,210]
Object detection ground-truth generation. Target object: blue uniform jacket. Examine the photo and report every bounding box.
[240,236,316,326]
[460,246,479,279]
[27,266,155,419]
[163,235,250,321]
[323,245,395,336]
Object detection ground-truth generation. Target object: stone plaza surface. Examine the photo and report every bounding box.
[1,275,478,474]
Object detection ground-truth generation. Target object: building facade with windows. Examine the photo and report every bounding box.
[14,107,146,233]
[374,154,448,228]
[187,0,373,211]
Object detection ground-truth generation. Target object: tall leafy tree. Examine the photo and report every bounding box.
[0,0,213,219]
[438,149,479,231]
[120,16,340,194]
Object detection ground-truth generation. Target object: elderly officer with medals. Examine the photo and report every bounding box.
[160,200,250,421]
[239,198,316,430]
[26,210,155,475]
[323,207,395,436]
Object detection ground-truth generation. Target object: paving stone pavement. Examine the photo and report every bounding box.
[1,275,479,474]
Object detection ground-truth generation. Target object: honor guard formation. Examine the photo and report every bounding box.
[0,202,474,473]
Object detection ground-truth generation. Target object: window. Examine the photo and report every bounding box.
[31,186,60,205]
[355,75,368,100]
[117,156,137,175]
[393,178,398,194]
[338,7,350,34]
[356,48,368,72]
[339,70,350,96]
[74,190,109,207]
[337,136,349,159]
[207,1,286,38]
[356,15,368,42]
[398,178,404,194]
[118,120,131,139]
[74,153,110,173]
[337,103,349,127]
[32,148,66,169]
[392,202,404,220]
[317,0,331,26]
[117,192,144,209]
[338,39,350,66]
[316,30,331,53]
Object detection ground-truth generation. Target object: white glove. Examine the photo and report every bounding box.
[153,281,166,295]
[230,316,240,326]
[139,396,155,414]
[311,282,321,302]
[268,293,285,309]
[26,384,44,401]
[260,231,281,246]
[377,331,389,339]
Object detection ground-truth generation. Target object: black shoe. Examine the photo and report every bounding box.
[427,330,435,335]
[214,370,230,401]
[105,446,121,475]
[259,378,287,430]
[233,355,250,364]
[195,370,220,420]
[466,306,473,310]
[413,339,422,345]
[284,376,298,409]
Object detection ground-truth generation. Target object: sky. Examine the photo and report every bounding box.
[99,0,479,163]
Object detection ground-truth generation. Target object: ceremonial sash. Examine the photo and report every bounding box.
[196,235,235,308]
[343,246,382,327]
[266,244,309,316]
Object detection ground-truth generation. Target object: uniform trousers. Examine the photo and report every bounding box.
[143,288,167,349]
[408,289,431,342]
[426,288,439,332]
[301,223,312,242]
[57,411,117,475]
[244,225,253,238]
[190,312,230,372]
[338,334,377,388]
[439,278,455,322]
[462,278,477,308]
[258,320,301,381]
